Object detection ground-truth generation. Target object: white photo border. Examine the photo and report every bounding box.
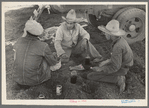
[1,1,148,106]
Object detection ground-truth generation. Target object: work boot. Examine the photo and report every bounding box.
[117,76,126,94]
[16,83,30,90]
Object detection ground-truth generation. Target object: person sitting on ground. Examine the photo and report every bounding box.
[81,19,133,94]
[13,20,61,89]
[54,9,103,63]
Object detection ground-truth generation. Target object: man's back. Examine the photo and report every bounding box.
[14,35,47,85]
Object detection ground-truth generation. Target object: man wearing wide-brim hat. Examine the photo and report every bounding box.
[13,20,61,88]
[81,20,134,94]
[54,9,103,63]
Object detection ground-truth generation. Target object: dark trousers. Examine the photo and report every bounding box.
[87,67,129,84]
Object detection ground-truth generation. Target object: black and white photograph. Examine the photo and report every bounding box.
[2,1,148,106]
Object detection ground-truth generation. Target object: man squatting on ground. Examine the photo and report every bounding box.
[13,9,133,94]
[13,20,61,88]
[54,9,103,63]
[83,20,134,94]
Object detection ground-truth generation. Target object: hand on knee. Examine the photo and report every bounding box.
[81,39,88,51]
[60,53,69,63]
[91,66,103,72]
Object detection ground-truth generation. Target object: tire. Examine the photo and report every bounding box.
[112,7,134,19]
[116,8,145,44]
[50,5,59,13]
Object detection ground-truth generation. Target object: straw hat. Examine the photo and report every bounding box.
[62,9,77,23]
[98,20,126,36]
[25,20,44,36]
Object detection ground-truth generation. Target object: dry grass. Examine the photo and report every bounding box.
[5,6,145,100]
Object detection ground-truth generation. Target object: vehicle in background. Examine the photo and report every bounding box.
[32,4,146,44]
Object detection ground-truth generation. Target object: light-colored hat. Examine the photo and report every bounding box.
[98,20,126,36]
[62,9,77,23]
[25,20,44,36]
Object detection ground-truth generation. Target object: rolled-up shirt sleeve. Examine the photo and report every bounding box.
[102,46,122,73]
[43,45,58,66]
[54,27,65,57]
[79,25,90,40]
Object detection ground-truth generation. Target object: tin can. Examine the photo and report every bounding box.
[56,85,62,95]
[71,70,77,84]
[38,93,45,99]
[84,56,91,70]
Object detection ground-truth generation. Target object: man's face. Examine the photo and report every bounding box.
[65,21,75,30]
[104,32,111,40]
[38,30,45,38]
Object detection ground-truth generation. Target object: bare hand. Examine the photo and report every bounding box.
[60,53,69,63]
[99,59,111,67]
[53,52,60,61]
[60,53,68,59]
[90,66,103,72]
[93,57,103,63]
[81,38,88,49]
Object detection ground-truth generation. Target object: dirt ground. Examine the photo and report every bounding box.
[5,5,145,99]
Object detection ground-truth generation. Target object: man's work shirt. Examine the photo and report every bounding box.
[13,35,58,86]
[54,22,90,56]
[102,37,133,73]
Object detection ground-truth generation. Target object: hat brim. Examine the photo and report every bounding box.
[98,26,126,36]
[62,16,77,23]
